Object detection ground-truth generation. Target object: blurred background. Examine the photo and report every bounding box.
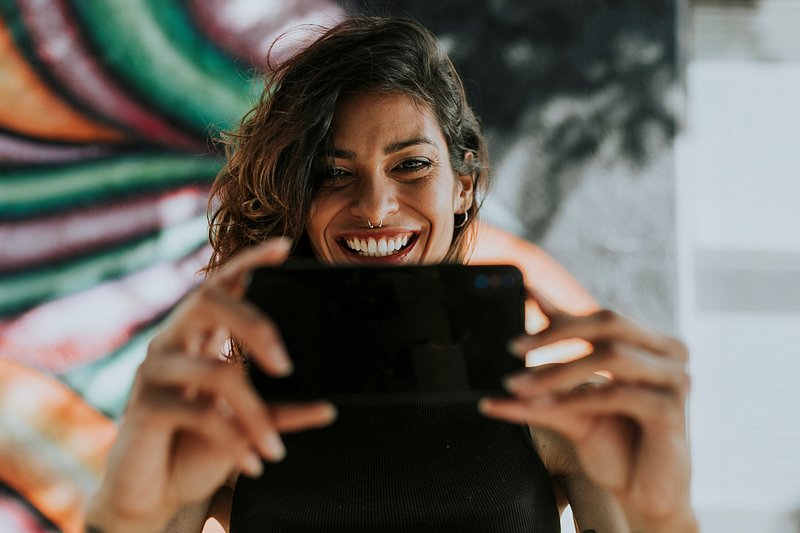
[0,1,796,532]
[683,1,800,531]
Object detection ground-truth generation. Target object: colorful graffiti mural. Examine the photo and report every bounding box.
[0,2,604,531]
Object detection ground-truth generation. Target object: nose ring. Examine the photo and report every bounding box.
[368,219,383,229]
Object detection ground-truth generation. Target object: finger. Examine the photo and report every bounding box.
[481,384,685,436]
[550,385,687,431]
[209,238,292,295]
[134,389,262,476]
[478,396,575,432]
[204,326,230,359]
[184,325,228,359]
[271,402,338,433]
[138,354,286,461]
[510,309,687,360]
[156,286,292,376]
[504,342,689,398]
[524,285,569,321]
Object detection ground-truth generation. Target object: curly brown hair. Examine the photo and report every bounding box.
[206,16,490,274]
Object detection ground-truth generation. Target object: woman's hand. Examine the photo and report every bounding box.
[479,289,697,533]
[85,239,337,533]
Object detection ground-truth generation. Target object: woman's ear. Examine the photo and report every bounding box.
[455,152,476,213]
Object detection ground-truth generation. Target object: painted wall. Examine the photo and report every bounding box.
[0,1,676,531]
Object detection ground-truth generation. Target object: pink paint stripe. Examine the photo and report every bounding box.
[187,0,344,69]
[0,132,113,164]
[0,186,209,272]
[18,0,206,151]
[0,246,209,373]
[0,497,56,533]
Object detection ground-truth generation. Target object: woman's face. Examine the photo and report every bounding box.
[307,91,473,265]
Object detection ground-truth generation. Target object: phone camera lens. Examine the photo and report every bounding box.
[474,274,489,289]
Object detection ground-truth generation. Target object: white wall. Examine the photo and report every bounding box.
[680,3,800,530]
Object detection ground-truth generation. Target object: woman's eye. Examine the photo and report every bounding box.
[325,167,352,181]
[395,159,432,172]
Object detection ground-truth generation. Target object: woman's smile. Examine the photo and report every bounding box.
[336,229,420,262]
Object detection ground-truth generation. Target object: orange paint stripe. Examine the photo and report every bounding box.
[0,357,116,533]
[0,18,125,143]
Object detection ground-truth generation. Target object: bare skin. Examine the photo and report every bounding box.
[85,92,696,533]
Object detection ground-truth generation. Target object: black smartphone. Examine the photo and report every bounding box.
[244,263,525,404]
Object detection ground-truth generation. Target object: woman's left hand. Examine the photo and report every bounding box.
[479,289,696,532]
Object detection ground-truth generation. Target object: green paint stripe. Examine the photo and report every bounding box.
[0,154,220,217]
[0,215,208,315]
[71,0,255,133]
[60,319,164,419]
[147,0,256,88]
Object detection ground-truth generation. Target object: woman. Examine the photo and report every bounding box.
[85,17,696,533]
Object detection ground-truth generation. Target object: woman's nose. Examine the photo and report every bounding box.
[349,174,399,224]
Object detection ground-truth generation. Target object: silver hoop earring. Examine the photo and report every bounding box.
[454,211,469,229]
[368,219,383,229]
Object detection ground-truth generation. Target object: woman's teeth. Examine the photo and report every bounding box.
[343,235,411,257]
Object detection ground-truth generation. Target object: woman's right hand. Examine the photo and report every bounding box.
[85,238,337,533]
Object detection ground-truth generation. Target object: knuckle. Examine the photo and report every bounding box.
[197,405,224,429]
[591,308,619,326]
[676,369,692,393]
[590,341,625,368]
[668,337,690,362]
[646,393,683,427]
[214,362,244,391]
[136,357,159,381]
[606,385,629,404]
[146,335,166,357]
[236,303,266,333]
[194,285,220,308]
[131,397,168,425]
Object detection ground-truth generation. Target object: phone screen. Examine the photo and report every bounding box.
[244,263,525,403]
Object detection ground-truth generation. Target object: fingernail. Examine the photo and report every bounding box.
[507,338,526,356]
[262,433,286,461]
[503,374,525,392]
[274,351,294,377]
[274,236,293,251]
[477,398,492,414]
[240,271,253,290]
[242,451,264,477]
[324,403,338,423]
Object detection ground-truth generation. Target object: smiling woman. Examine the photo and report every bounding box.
[84,16,697,533]
[205,16,487,275]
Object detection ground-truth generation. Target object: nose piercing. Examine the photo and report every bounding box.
[367,219,383,229]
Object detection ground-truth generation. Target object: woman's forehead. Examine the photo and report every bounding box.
[331,91,446,151]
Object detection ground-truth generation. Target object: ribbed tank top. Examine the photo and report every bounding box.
[230,400,560,532]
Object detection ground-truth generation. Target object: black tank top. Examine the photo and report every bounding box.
[231,400,560,532]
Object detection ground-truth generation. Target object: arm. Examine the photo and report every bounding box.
[532,427,629,533]
[83,239,337,533]
[562,470,629,533]
[481,289,698,533]
[160,481,235,533]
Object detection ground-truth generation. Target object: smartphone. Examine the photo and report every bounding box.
[244,263,525,403]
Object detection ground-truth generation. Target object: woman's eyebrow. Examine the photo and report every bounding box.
[330,137,436,160]
[330,148,357,160]
[384,137,436,154]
